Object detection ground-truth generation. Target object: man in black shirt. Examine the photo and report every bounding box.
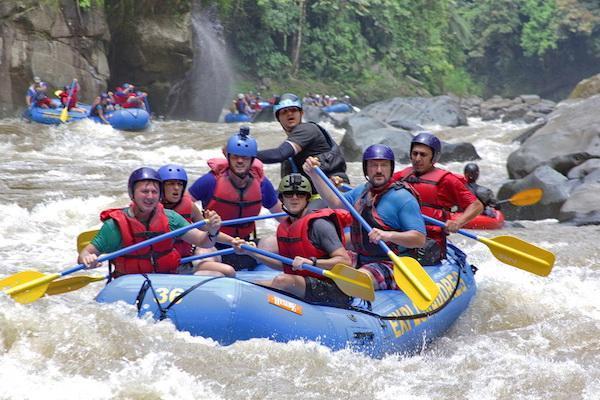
[256,93,348,190]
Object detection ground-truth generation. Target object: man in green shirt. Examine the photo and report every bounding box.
[78,167,222,277]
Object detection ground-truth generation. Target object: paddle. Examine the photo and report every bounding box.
[497,188,543,206]
[77,212,286,253]
[45,248,237,296]
[60,79,76,123]
[2,217,211,304]
[5,212,286,303]
[313,167,439,310]
[241,244,374,301]
[422,215,554,276]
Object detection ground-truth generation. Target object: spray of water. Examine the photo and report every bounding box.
[169,3,233,121]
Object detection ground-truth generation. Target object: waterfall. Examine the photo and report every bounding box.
[168,4,232,121]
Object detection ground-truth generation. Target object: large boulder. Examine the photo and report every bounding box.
[340,116,413,162]
[506,95,600,179]
[568,73,600,99]
[109,11,193,117]
[0,1,110,116]
[497,166,570,221]
[358,95,467,128]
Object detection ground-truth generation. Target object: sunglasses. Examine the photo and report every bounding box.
[282,191,308,198]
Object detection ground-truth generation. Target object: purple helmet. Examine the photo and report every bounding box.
[128,167,161,199]
[158,164,188,191]
[273,93,303,118]
[362,144,395,176]
[411,131,442,163]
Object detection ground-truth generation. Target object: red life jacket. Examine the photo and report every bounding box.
[206,158,264,239]
[277,208,350,280]
[350,182,420,263]
[164,194,194,257]
[393,166,452,252]
[99,203,181,276]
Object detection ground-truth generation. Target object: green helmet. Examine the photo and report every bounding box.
[278,173,312,196]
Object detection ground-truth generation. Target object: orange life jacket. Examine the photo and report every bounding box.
[205,158,264,239]
[99,203,181,276]
[277,208,350,280]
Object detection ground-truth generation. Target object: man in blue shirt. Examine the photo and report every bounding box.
[304,144,426,290]
[188,128,283,272]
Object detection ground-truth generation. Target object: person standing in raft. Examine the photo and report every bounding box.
[255,92,349,190]
[304,145,426,291]
[461,163,500,217]
[236,174,353,306]
[392,132,483,263]
[187,127,283,276]
[78,167,223,278]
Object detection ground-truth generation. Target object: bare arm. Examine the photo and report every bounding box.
[302,156,344,208]
[292,246,351,271]
[446,199,483,232]
[368,229,426,249]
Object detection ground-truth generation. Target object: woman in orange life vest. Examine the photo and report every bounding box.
[78,167,223,277]
[392,132,483,263]
[236,174,353,307]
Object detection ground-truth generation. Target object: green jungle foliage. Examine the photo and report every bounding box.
[214,0,599,99]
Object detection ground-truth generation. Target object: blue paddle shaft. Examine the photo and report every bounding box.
[314,167,393,254]
[180,248,234,264]
[241,244,324,278]
[62,218,211,277]
[222,212,285,226]
[64,212,284,278]
[422,215,478,240]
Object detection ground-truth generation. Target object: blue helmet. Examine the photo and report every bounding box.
[158,164,188,191]
[128,167,161,199]
[226,126,257,157]
[362,144,395,176]
[411,131,442,163]
[273,93,303,118]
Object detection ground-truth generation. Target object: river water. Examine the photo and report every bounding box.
[0,116,598,400]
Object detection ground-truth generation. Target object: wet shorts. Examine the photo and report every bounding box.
[304,276,351,307]
[359,261,398,291]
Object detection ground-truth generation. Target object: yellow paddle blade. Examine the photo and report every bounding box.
[0,270,47,290]
[46,275,106,296]
[324,264,375,301]
[4,273,61,304]
[389,253,440,310]
[507,188,543,206]
[77,229,99,252]
[59,106,69,123]
[479,235,555,277]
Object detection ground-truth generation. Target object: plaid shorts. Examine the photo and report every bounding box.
[359,261,398,291]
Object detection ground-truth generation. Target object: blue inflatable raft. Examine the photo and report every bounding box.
[24,101,90,125]
[322,103,353,113]
[89,108,150,131]
[224,113,253,123]
[95,244,476,358]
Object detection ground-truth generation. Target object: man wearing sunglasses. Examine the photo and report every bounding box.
[239,173,353,306]
[255,93,348,191]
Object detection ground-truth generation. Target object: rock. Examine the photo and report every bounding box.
[501,103,529,122]
[359,95,467,128]
[559,182,600,225]
[506,95,600,179]
[568,73,600,99]
[438,142,480,163]
[340,116,412,162]
[518,94,541,105]
[567,159,600,179]
[498,165,570,221]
